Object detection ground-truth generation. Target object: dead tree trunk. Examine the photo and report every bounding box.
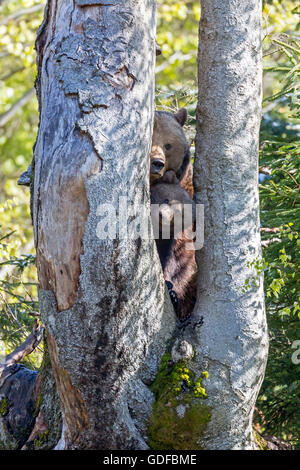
[192,0,269,449]
[31,0,175,450]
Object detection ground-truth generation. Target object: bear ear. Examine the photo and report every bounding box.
[174,108,187,127]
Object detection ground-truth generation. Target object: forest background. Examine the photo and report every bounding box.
[0,0,299,448]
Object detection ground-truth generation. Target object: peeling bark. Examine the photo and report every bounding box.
[33,0,176,449]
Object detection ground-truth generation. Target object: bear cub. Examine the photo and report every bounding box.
[150,109,197,320]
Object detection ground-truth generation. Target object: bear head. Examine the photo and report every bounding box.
[150,181,196,238]
[150,108,190,185]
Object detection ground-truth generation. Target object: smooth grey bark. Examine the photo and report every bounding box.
[32,0,175,450]
[189,0,269,449]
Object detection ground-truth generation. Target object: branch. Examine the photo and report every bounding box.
[0,4,44,26]
[259,166,272,176]
[261,237,281,248]
[0,88,35,127]
[156,51,194,73]
[279,169,300,189]
[0,320,44,380]
[261,227,280,233]
[18,163,32,186]
[0,66,25,81]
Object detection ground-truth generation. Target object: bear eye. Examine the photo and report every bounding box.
[165,144,172,151]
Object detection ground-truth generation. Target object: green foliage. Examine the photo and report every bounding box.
[257,136,300,446]
[263,1,299,33]
[156,1,199,88]
[0,201,39,369]
[241,257,267,294]
[263,37,300,118]
[0,1,42,368]
[256,11,300,446]
[0,1,41,194]
[33,430,50,449]
[253,429,270,451]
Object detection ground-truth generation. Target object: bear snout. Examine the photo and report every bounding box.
[151,158,165,174]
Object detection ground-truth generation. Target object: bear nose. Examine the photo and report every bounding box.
[151,159,165,173]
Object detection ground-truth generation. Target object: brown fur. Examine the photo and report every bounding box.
[150,109,197,320]
[150,110,190,185]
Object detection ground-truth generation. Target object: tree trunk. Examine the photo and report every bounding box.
[192,0,269,449]
[32,0,175,450]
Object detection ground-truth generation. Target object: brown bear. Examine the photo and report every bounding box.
[150,109,193,197]
[18,108,197,319]
[150,109,197,320]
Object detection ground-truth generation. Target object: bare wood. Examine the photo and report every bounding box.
[261,237,281,247]
[259,166,272,176]
[21,411,48,450]
[261,227,280,233]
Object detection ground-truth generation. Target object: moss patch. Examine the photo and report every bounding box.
[34,430,50,450]
[0,420,18,450]
[149,352,211,450]
[0,398,10,417]
[253,430,269,450]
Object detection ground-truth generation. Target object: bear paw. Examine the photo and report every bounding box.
[161,170,179,184]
